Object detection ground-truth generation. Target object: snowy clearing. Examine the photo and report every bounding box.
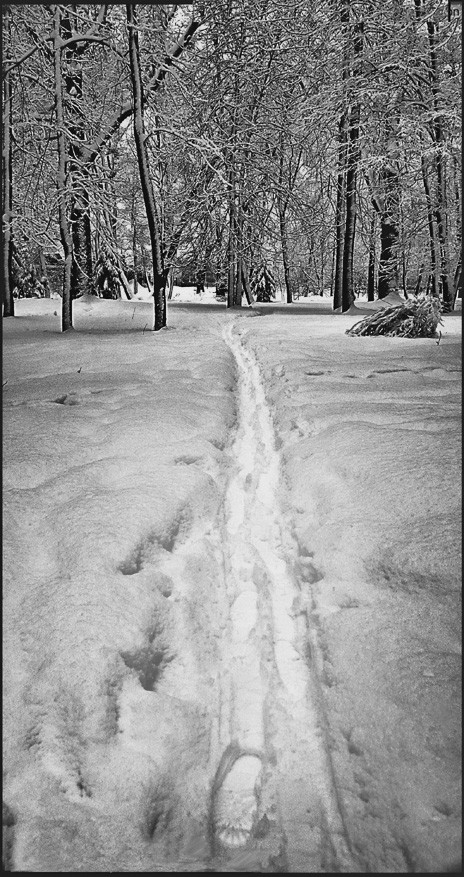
[2,295,461,873]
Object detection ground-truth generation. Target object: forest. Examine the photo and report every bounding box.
[2,0,462,330]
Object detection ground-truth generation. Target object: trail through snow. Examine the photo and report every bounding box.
[207,320,355,871]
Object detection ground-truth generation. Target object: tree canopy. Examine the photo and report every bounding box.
[2,0,461,329]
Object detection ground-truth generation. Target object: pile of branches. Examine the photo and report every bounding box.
[346,295,443,338]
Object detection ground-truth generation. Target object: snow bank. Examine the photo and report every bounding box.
[3,296,461,872]
[333,291,407,315]
[240,310,462,872]
[3,297,236,871]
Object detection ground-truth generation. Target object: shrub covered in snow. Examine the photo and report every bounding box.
[346,295,443,338]
[13,265,49,298]
[94,245,122,299]
[250,264,276,302]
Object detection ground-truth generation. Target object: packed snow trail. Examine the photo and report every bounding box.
[209,319,356,872]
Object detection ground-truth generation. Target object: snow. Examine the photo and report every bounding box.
[2,292,461,872]
[131,283,220,303]
[333,290,407,315]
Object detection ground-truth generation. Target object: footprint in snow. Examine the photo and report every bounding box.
[212,751,262,850]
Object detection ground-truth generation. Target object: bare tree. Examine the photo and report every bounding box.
[2,5,14,316]
[53,4,73,331]
[126,3,167,329]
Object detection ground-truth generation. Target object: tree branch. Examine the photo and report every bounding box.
[80,7,205,166]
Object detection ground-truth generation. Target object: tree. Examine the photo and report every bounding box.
[361,0,460,306]
[422,2,455,309]
[126,3,167,330]
[53,4,73,331]
[4,1,459,322]
[332,0,363,312]
[2,5,14,316]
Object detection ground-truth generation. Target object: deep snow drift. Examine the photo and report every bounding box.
[2,294,461,872]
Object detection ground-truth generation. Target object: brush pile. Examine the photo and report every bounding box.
[346,295,443,338]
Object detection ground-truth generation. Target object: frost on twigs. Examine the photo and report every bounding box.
[346,295,443,338]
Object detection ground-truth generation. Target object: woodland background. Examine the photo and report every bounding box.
[2,1,462,329]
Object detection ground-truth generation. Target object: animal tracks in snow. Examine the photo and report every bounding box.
[110,319,355,870]
[3,317,357,872]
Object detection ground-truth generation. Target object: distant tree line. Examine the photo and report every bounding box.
[2,0,461,330]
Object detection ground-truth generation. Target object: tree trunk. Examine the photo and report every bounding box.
[320,246,325,295]
[333,113,347,310]
[367,213,376,301]
[236,259,243,303]
[38,250,50,297]
[330,239,335,296]
[226,66,241,310]
[70,189,93,298]
[132,215,138,298]
[402,251,408,299]
[365,161,400,301]
[241,263,254,306]
[118,266,132,300]
[61,10,93,299]
[453,158,462,301]
[377,218,399,298]
[375,165,400,299]
[341,14,363,311]
[276,137,293,304]
[341,170,356,310]
[454,263,462,303]
[53,5,73,331]
[227,219,237,307]
[421,153,440,298]
[278,207,293,303]
[333,0,351,310]
[341,103,360,311]
[227,163,239,308]
[434,149,452,309]
[415,264,425,296]
[166,268,175,300]
[127,3,166,330]
[427,18,453,310]
[2,7,14,317]
[235,194,244,305]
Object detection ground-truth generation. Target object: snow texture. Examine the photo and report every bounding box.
[2,292,461,872]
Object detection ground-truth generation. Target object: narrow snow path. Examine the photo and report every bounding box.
[210,320,356,871]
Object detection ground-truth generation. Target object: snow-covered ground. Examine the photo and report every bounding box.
[2,291,461,872]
